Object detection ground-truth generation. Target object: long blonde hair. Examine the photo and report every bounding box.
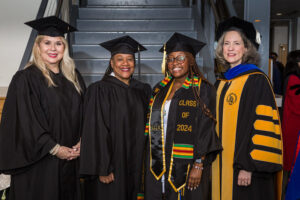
[25,35,82,93]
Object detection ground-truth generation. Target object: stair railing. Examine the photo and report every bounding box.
[188,0,236,80]
[191,0,234,32]
[19,0,74,70]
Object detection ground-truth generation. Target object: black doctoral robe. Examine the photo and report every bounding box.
[0,65,86,200]
[212,69,283,200]
[79,75,151,200]
[144,77,222,200]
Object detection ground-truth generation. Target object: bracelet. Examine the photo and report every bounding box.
[50,144,61,156]
[193,165,204,170]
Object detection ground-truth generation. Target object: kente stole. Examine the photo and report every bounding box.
[145,76,202,194]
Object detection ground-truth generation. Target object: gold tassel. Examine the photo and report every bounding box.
[161,44,167,76]
[1,190,6,200]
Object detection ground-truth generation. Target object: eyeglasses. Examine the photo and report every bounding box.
[166,55,186,64]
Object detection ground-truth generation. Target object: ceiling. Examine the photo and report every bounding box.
[232,0,300,25]
[271,0,300,20]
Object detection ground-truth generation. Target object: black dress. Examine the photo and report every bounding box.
[0,65,85,200]
[79,75,151,200]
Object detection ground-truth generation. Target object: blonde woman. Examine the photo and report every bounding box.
[0,16,85,200]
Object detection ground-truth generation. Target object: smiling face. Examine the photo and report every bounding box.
[222,31,247,68]
[167,51,189,81]
[38,36,65,69]
[110,53,135,84]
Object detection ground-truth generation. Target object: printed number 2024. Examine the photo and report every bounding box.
[176,124,192,132]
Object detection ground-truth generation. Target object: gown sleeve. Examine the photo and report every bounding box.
[193,82,222,166]
[233,74,282,173]
[144,83,152,101]
[79,83,112,177]
[0,71,57,174]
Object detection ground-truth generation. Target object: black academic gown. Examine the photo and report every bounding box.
[144,78,222,200]
[0,65,85,200]
[79,75,151,200]
[212,69,283,200]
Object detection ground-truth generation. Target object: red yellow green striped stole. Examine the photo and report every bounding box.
[182,76,200,89]
[173,144,194,159]
[137,193,144,200]
[144,76,200,136]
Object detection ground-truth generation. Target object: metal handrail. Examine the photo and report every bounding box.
[208,0,221,25]
[223,0,237,17]
[55,0,63,17]
[189,0,236,80]
[18,0,49,70]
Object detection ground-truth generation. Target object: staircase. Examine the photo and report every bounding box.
[73,0,200,86]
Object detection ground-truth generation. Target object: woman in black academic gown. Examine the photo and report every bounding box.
[212,17,282,200]
[79,36,152,200]
[0,16,85,200]
[143,33,222,200]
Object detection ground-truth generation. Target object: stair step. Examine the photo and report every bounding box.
[72,0,204,87]
[82,73,165,87]
[75,58,203,74]
[73,44,165,59]
[87,0,183,6]
[78,7,191,19]
[76,19,194,31]
[74,31,197,44]
[76,58,163,74]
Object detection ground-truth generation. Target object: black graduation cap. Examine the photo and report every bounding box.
[100,35,147,56]
[25,16,77,37]
[159,32,206,57]
[216,16,259,49]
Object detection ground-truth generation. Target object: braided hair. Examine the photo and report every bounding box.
[165,52,216,121]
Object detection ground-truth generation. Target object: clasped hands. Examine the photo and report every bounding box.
[56,140,81,160]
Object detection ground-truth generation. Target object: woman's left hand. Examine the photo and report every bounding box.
[68,139,81,160]
[187,163,203,190]
[72,139,81,152]
[237,169,252,186]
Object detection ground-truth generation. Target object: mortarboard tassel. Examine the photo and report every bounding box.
[1,190,6,200]
[161,44,166,76]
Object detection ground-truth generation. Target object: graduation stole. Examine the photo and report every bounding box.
[145,76,201,183]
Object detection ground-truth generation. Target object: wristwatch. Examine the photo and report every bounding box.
[195,158,202,164]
